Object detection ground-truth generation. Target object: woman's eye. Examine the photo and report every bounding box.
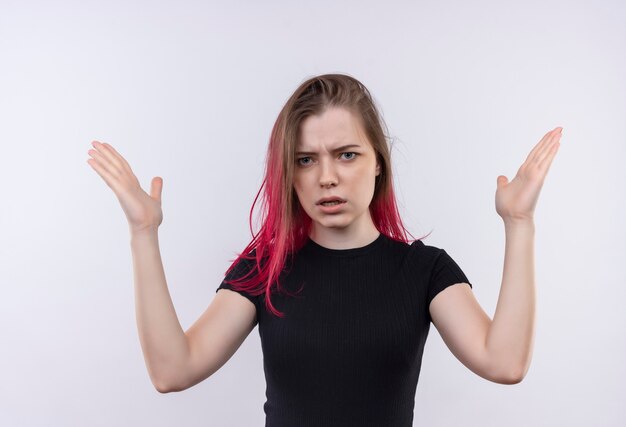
[297,157,311,166]
[297,153,358,166]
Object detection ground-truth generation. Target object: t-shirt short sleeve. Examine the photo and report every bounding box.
[427,248,472,308]
[215,257,259,308]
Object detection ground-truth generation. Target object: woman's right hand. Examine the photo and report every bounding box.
[87,140,164,234]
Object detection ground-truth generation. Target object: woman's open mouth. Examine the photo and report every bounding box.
[318,200,346,213]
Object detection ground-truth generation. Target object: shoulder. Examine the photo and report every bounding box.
[407,238,459,268]
[226,248,267,278]
[402,237,442,265]
[401,238,472,287]
[225,256,256,281]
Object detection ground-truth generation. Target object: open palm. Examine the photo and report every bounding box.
[495,127,562,223]
[87,141,164,233]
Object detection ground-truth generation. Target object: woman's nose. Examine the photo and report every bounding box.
[319,160,338,187]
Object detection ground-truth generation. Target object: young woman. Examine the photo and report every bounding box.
[87,73,562,426]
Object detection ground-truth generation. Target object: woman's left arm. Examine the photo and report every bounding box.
[430,127,562,384]
[486,218,536,382]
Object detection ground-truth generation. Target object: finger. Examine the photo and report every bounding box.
[150,177,163,201]
[524,128,555,164]
[87,155,122,193]
[91,141,128,175]
[534,129,562,166]
[88,147,120,178]
[525,127,562,165]
[537,139,560,172]
[100,142,134,173]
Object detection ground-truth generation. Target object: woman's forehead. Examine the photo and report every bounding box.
[297,108,370,151]
[295,143,364,155]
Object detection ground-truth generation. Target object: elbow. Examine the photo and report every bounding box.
[486,350,532,384]
[154,375,192,393]
[154,378,172,394]
[155,382,188,394]
[151,364,190,393]
[504,370,525,385]
[153,375,183,394]
[497,364,528,385]
[484,357,529,384]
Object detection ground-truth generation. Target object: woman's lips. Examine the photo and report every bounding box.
[317,200,346,213]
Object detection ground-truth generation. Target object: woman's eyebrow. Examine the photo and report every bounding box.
[295,144,362,155]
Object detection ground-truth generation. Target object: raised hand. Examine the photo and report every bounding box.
[495,127,562,223]
[87,141,164,233]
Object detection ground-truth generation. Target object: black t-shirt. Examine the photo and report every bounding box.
[216,233,472,427]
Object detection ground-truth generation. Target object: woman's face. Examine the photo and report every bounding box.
[293,107,381,240]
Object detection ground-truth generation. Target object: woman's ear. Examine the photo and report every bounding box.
[375,162,381,176]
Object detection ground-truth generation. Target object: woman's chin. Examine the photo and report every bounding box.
[314,216,352,229]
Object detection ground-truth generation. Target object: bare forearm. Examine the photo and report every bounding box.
[486,220,536,381]
[130,228,190,391]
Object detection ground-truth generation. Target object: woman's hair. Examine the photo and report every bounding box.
[224,73,421,318]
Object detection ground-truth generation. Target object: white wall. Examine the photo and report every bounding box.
[1,0,624,425]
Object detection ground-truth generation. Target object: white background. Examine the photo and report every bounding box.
[1,0,624,426]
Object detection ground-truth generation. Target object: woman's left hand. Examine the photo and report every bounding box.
[495,127,562,223]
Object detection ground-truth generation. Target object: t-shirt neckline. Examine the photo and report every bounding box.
[304,233,386,257]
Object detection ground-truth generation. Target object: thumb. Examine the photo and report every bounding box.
[150,176,163,201]
[497,175,508,189]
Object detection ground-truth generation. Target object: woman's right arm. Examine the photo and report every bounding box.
[87,141,257,393]
[129,226,191,392]
[130,227,258,394]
